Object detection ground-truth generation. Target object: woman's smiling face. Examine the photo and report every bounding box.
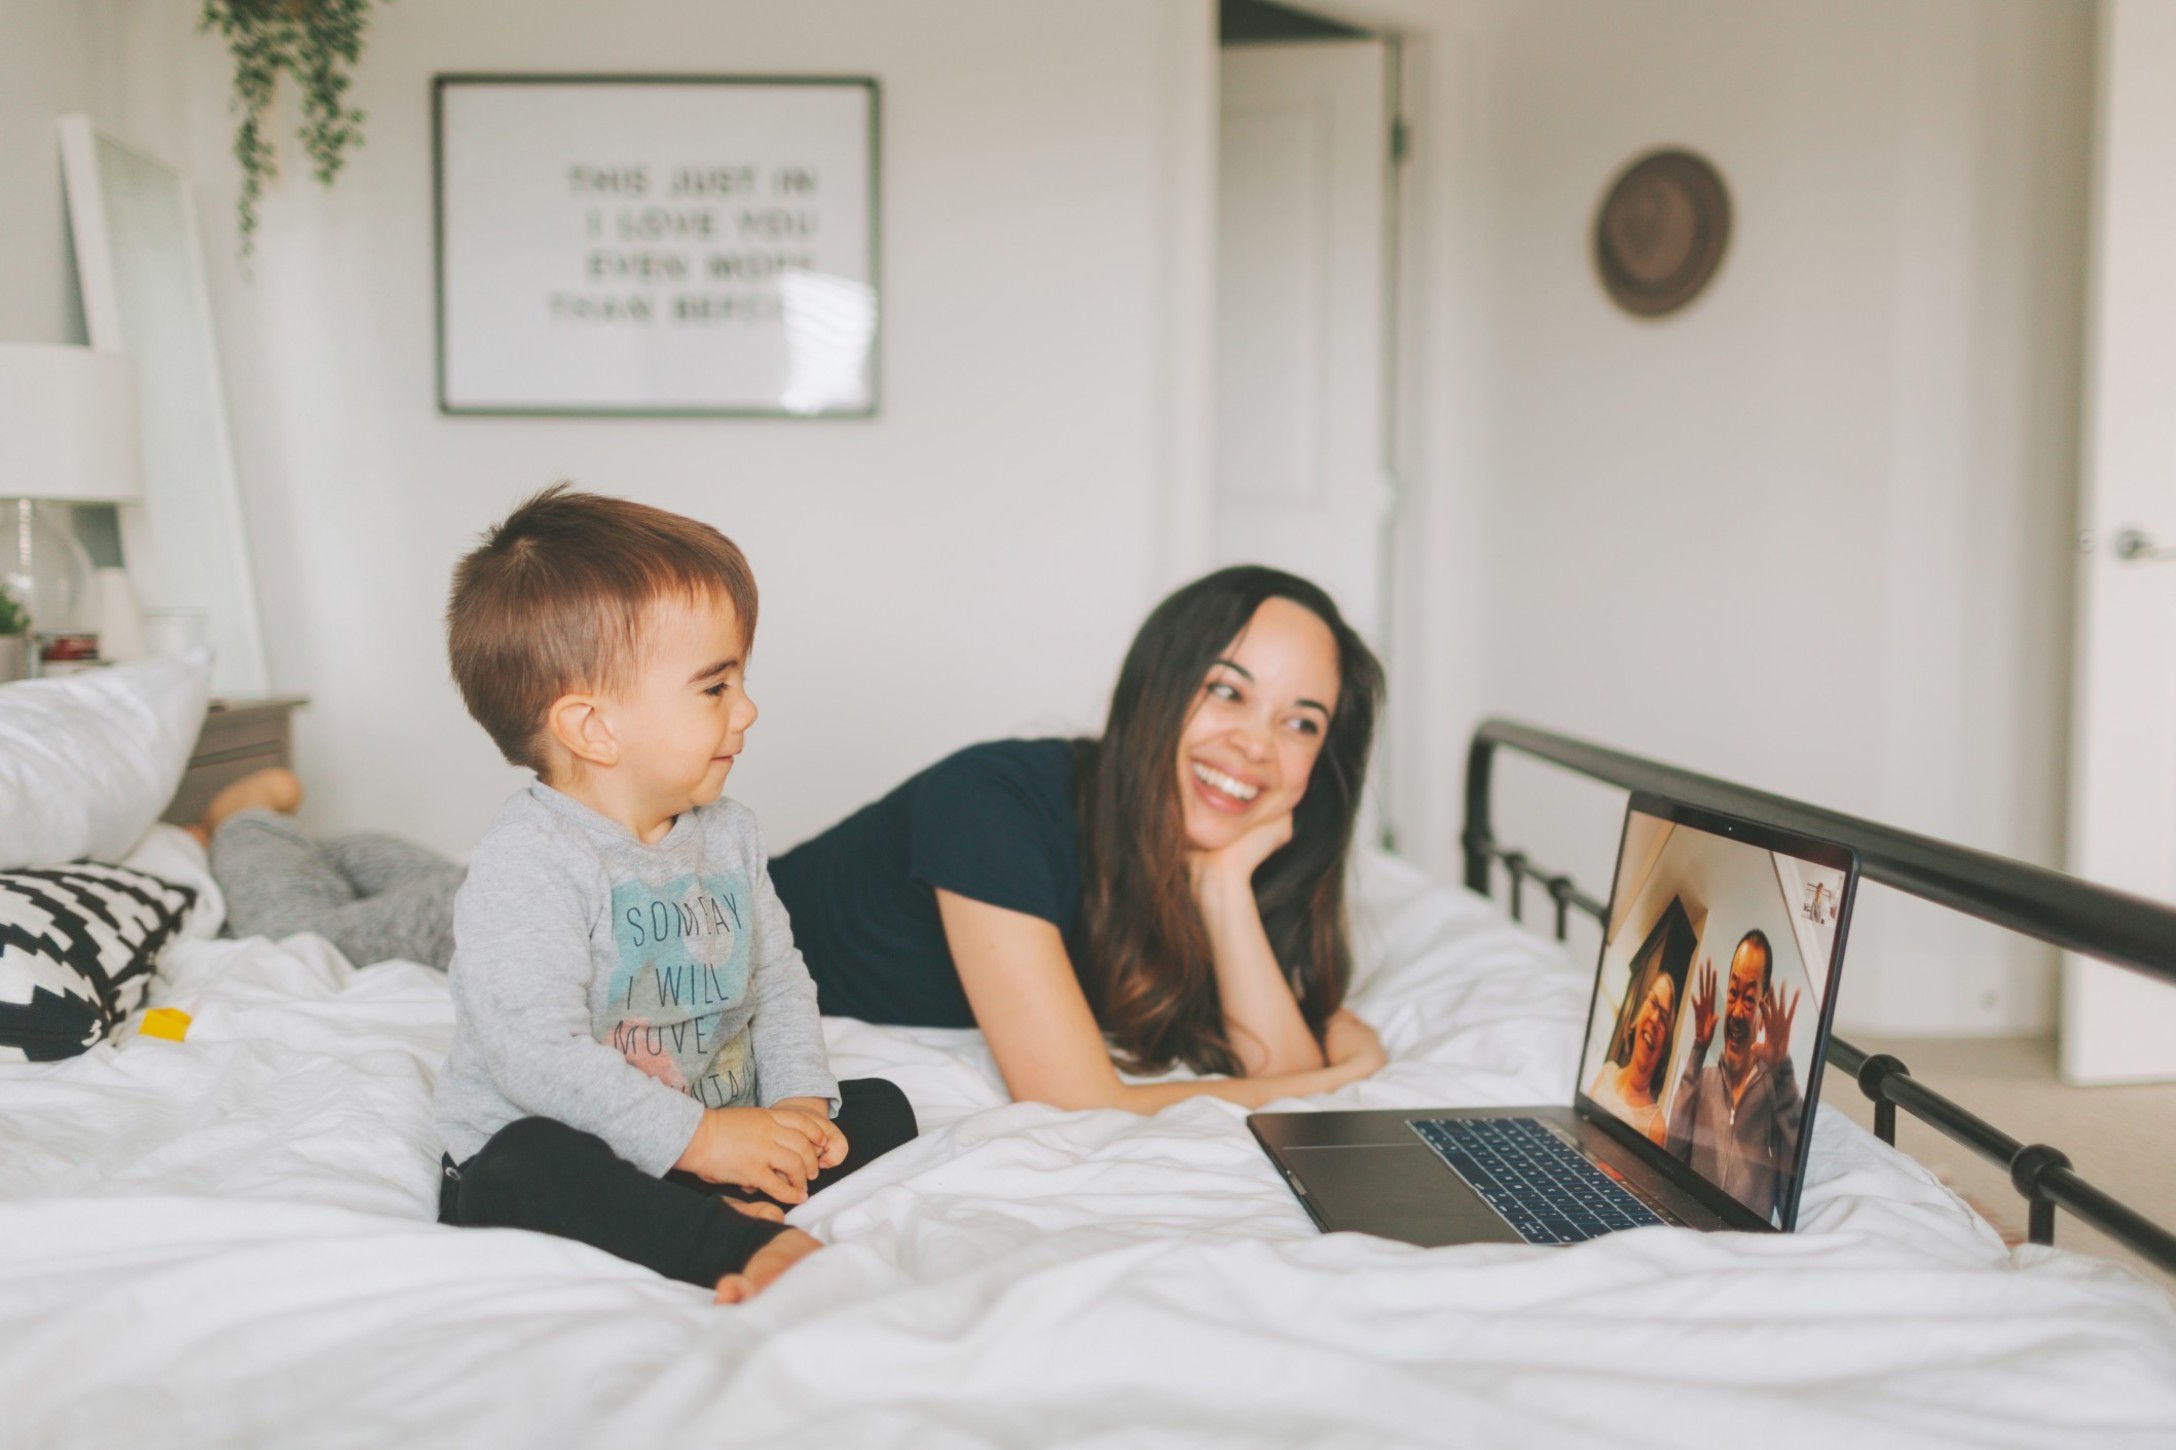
[1628,973,1677,1089]
[1175,596,1342,854]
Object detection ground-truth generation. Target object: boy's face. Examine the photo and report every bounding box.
[606,589,757,821]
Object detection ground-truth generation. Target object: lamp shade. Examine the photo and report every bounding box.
[0,343,141,503]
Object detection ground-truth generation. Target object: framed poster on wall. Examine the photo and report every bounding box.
[434,75,879,416]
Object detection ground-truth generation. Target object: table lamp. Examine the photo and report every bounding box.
[0,343,142,675]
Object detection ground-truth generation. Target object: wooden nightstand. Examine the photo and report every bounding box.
[160,696,309,827]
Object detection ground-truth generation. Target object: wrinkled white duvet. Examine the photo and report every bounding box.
[2,849,2172,1450]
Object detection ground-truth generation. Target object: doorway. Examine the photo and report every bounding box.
[1214,0,1403,835]
[2062,0,2176,1084]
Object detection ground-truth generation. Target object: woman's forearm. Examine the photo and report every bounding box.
[1194,869,1326,1076]
[940,885,1359,1117]
[1106,1062,1359,1113]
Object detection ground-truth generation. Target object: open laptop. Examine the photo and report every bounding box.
[1251,792,1859,1245]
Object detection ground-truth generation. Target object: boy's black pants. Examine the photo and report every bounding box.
[438,1077,917,1289]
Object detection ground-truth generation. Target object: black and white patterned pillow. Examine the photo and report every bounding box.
[0,863,197,1063]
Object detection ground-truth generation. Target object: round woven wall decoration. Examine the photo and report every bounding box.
[1594,149,1731,317]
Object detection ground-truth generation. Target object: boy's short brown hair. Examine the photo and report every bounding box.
[447,484,759,775]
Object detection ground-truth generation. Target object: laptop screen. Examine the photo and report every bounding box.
[1574,802,1854,1229]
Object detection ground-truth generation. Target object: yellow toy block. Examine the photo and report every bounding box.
[138,1007,192,1042]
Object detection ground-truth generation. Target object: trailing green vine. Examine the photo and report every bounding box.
[200,0,381,259]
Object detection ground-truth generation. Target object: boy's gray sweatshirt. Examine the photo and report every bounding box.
[435,783,839,1175]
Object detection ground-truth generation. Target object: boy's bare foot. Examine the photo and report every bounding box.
[713,1227,822,1304]
[185,767,305,847]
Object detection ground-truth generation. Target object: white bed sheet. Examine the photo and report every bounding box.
[2,850,2173,1449]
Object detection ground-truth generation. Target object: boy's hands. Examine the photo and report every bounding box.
[771,1096,849,1171]
[674,1105,837,1203]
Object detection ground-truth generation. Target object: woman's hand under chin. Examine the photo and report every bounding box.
[1188,810,1295,895]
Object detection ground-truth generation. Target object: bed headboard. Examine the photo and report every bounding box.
[1461,717,2176,1276]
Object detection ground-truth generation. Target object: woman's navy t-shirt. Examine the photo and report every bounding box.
[770,738,1084,1026]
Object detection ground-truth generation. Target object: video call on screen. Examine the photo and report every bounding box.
[1580,812,1848,1227]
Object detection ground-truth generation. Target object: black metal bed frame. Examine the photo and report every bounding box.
[1461,718,2176,1274]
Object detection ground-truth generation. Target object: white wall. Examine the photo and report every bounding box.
[1374,0,2095,1035]
[91,0,1216,858]
[5,1,2093,1037]
[0,0,112,345]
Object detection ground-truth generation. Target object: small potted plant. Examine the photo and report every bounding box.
[0,584,30,683]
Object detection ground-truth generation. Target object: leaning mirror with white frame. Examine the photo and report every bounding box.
[57,114,270,697]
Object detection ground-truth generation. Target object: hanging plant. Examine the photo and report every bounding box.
[200,0,382,259]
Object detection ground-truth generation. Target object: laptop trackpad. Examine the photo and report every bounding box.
[1280,1143,1523,1248]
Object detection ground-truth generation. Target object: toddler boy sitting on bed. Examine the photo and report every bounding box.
[433,485,915,1303]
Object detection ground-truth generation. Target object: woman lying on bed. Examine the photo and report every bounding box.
[190,564,1389,1112]
[769,564,1390,1111]
[186,769,465,973]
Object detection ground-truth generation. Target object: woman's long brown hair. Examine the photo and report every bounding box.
[1072,566,1384,1075]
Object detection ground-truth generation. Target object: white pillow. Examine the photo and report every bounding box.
[0,649,211,870]
[120,822,227,940]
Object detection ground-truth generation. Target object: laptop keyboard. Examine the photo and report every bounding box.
[1410,1116,1665,1245]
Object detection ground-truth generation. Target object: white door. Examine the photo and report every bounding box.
[2062,0,2176,1084]
[1214,40,1394,644]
